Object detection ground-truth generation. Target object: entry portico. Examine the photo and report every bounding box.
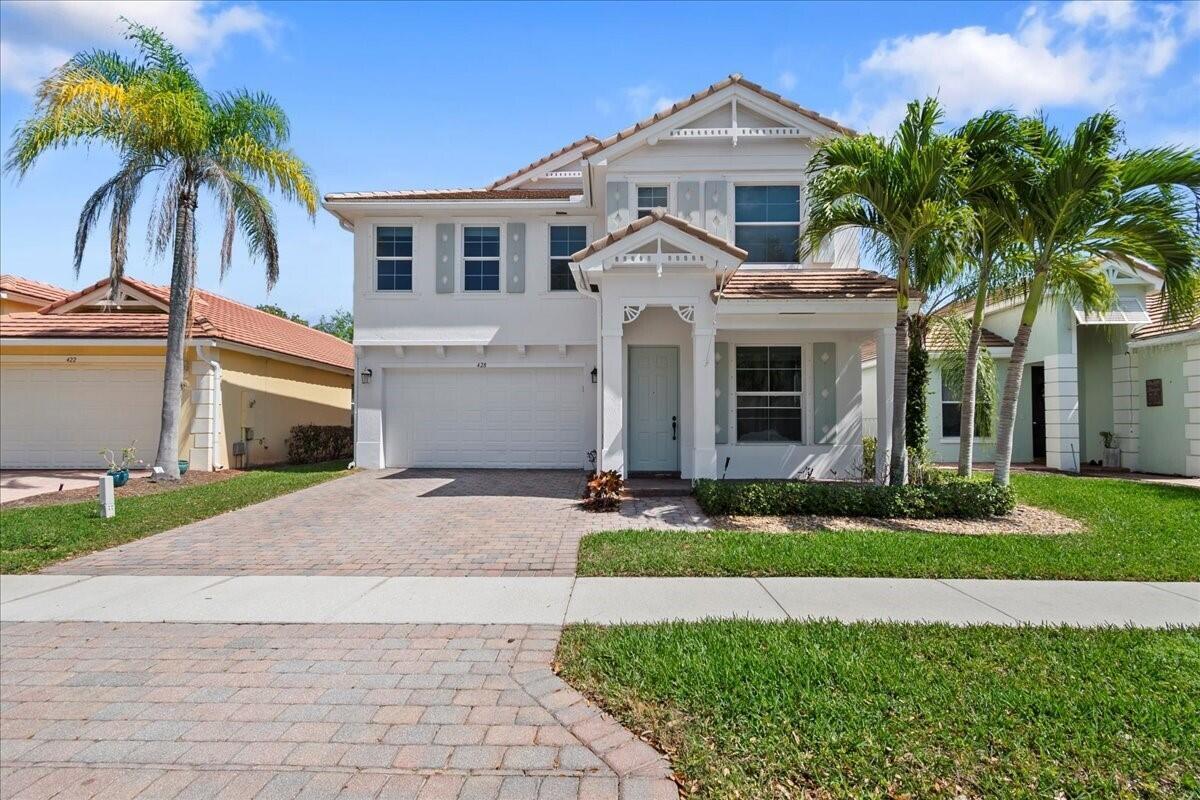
[573,210,902,480]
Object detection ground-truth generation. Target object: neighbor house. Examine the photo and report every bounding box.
[0,275,353,470]
[0,274,68,316]
[863,256,1200,477]
[324,75,911,480]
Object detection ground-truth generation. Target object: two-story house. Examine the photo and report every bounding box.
[324,75,907,480]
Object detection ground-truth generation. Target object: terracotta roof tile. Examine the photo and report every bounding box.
[860,326,1013,362]
[721,269,906,300]
[8,276,352,371]
[1130,290,1200,341]
[571,209,748,263]
[0,274,69,305]
[486,135,600,189]
[324,188,582,202]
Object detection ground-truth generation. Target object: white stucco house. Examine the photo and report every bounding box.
[863,256,1200,477]
[325,75,909,480]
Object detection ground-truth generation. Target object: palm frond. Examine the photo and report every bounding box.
[218,133,318,214]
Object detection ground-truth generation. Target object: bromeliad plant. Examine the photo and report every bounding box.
[5,19,318,480]
[582,470,624,512]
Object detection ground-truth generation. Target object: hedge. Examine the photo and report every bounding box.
[286,425,353,465]
[693,477,1015,520]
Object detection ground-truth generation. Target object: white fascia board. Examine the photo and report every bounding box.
[491,147,592,191]
[1128,329,1200,349]
[323,197,587,217]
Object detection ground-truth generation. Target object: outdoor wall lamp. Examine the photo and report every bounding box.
[590,367,598,384]
[360,368,373,385]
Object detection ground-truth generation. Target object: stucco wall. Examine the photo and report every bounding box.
[1135,343,1189,476]
[1076,327,1118,464]
[0,297,46,315]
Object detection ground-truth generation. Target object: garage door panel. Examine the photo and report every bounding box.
[384,367,586,469]
[1,365,163,468]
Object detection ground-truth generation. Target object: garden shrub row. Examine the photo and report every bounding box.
[694,477,1015,519]
[286,425,353,464]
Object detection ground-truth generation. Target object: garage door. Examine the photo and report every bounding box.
[384,367,587,468]
[0,364,163,468]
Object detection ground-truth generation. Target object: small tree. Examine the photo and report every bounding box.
[257,304,309,325]
[314,308,353,342]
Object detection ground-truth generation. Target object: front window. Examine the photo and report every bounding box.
[736,346,803,442]
[941,380,988,438]
[549,225,587,292]
[376,226,413,291]
[463,226,500,292]
[734,185,801,263]
[636,186,669,219]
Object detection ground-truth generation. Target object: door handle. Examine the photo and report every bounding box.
[671,416,677,441]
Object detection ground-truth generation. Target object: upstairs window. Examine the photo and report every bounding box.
[463,226,500,292]
[376,226,413,291]
[734,185,801,263]
[636,186,669,219]
[735,346,803,443]
[549,225,587,292]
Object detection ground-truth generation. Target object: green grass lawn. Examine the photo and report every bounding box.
[579,473,1200,580]
[558,621,1200,799]
[0,461,351,573]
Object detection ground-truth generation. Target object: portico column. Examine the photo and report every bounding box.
[874,327,895,484]
[692,306,717,479]
[1044,352,1080,472]
[600,330,625,476]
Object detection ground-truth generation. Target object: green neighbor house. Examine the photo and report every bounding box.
[863,256,1200,477]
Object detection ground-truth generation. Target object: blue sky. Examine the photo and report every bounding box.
[1,0,1198,320]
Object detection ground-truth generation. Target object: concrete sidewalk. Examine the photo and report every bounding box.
[3,574,1197,628]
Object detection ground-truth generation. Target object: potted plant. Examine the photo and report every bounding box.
[1099,431,1121,469]
[178,459,190,475]
[100,442,139,488]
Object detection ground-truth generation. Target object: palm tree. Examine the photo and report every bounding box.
[806,98,971,484]
[989,113,1200,486]
[6,20,317,479]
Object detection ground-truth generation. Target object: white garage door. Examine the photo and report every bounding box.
[0,364,163,468]
[384,367,587,468]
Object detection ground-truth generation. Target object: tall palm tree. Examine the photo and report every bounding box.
[6,20,317,479]
[806,98,971,484]
[989,113,1200,486]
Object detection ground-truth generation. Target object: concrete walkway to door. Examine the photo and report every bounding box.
[44,469,709,578]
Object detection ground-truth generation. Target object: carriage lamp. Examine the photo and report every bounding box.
[591,367,598,384]
[360,368,373,385]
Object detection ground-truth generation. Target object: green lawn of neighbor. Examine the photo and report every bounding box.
[578,473,1200,580]
[0,461,350,573]
[558,621,1200,800]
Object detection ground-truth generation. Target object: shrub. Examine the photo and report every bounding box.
[582,470,624,511]
[694,476,1015,520]
[861,436,877,481]
[286,425,352,464]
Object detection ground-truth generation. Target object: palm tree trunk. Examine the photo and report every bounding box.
[957,281,989,476]
[152,185,198,480]
[992,272,1046,486]
[889,309,910,486]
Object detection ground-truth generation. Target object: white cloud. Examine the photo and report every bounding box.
[622,83,676,117]
[777,70,797,91]
[1,0,276,92]
[843,1,1197,132]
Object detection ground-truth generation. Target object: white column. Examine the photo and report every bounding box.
[355,348,385,469]
[692,304,717,479]
[1185,342,1200,477]
[188,358,217,471]
[1043,352,1080,472]
[1112,350,1140,470]
[600,331,625,476]
[874,327,895,484]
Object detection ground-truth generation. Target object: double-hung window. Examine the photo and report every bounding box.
[941,380,987,438]
[735,346,803,442]
[549,225,587,292]
[376,226,413,291]
[463,226,500,292]
[636,186,669,218]
[734,185,801,263]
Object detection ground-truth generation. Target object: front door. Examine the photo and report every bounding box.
[1031,364,1046,460]
[627,346,680,474]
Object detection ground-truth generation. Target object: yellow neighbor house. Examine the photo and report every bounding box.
[0,275,353,470]
[0,274,69,316]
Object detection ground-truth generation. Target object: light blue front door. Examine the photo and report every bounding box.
[627,346,680,473]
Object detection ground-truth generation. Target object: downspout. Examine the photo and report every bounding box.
[195,343,225,470]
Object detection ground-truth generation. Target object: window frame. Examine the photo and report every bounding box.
[733,345,805,444]
[635,184,671,219]
[374,224,415,293]
[732,184,804,265]
[939,375,990,441]
[460,223,503,294]
[547,223,590,293]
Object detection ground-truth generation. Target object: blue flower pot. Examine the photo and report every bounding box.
[108,469,130,488]
[177,460,189,475]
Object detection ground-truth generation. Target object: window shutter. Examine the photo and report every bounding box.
[813,342,837,444]
[435,223,455,294]
[677,181,700,227]
[506,223,525,293]
[715,341,729,445]
[704,180,728,238]
[606,180,630,232]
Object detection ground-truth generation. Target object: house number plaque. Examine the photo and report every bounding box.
[1145,378,1163,408]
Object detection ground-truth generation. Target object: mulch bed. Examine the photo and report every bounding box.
[2,468,245,511]
[714,504,1085,536]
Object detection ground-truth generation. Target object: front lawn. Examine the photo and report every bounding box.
[0,461,351,573]
[579,473,1200,580]
[558,621,1200,799]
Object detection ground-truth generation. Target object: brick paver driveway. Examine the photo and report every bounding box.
[0,621,676,799]
[45,469,708,578]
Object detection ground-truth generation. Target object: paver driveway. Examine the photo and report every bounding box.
[45,469,708,577]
